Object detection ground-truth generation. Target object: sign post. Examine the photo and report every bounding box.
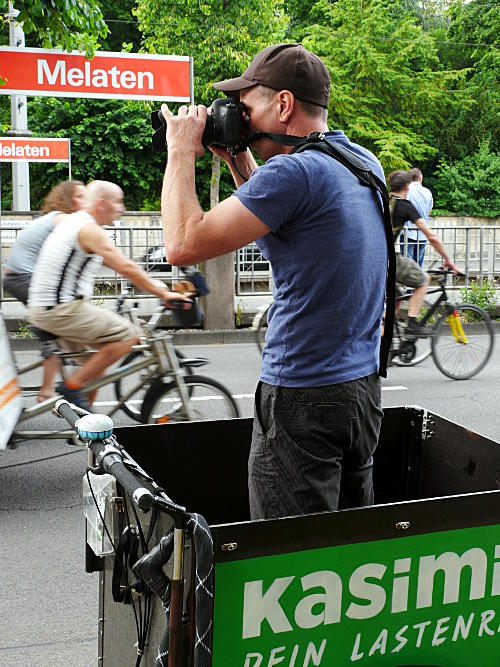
[6,3,31,211]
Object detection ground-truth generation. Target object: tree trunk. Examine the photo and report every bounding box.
[201,154,235,330]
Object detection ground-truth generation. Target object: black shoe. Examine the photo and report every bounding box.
[56,381,92,413]
[406,319,433,337]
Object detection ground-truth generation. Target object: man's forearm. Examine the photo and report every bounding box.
[227,150,258,187]
[162,148,204,261]
[430,236,451,263]
[119,260,167,298]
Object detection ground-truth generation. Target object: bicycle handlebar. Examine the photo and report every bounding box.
[55,400,186,519]
[56,400,154,511]
[96,446,155,512]
[55,399,81,429]
[427,267,464,276]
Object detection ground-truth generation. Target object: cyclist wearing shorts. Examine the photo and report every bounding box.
[28,180,189,411]
[388,170,459,336]
[3,180,86,402]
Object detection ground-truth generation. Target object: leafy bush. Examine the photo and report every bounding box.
[26,97,166,211]
[460,279,498,313]
[433,142,500,217]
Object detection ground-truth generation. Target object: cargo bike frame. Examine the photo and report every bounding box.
[77,407,500,667]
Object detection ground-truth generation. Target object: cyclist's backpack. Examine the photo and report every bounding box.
[290,132,396,378]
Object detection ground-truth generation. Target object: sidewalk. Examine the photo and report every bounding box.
[3,298,258,349]
[8,326,257,350]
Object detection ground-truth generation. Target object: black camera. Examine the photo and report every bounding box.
[151,97,244,154]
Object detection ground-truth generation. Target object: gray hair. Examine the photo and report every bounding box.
[256,85,328,120]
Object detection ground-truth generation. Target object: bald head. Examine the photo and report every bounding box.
[84,180,125,225]
[85,181,123,206]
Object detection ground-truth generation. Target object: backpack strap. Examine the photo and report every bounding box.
[290,132,395,378]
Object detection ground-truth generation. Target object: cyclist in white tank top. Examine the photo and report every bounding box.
[29,211,103,307]
[29,180,191,411]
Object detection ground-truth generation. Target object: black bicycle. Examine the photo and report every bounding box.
[391,269,495,380]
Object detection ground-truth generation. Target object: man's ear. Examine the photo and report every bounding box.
[92,198,107,223]
[278,90,294,122]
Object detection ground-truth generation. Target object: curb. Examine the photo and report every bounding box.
[8,327,257,351]
[9,321,500,351]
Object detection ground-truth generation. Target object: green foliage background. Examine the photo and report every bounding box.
[0,0,499,215]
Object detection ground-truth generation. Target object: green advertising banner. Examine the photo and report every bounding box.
[213,524,500,666]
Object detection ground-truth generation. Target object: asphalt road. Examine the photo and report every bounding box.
[2,339,500,666]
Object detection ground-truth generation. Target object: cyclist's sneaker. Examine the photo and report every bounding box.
[56,381,92,413]
[406,318,433,337]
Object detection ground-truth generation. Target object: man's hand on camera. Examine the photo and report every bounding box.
[209,145,258,185]
[161,103,206,158]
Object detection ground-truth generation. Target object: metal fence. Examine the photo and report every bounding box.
[1,223,500,302]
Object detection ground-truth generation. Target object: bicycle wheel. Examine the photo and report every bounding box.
[252,304,270,353]
[391,305,432,367]
[114,349,192,422]
[140,375,240,424]
[431,303,494,380]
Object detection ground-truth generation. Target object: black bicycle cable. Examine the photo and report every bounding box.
[129,500,154,664]
[123,499,149,665]
[134,501,161,660]
[86,469,144,664]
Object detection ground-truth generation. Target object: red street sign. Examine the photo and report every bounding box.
[0,47,192,101]
[0,137,70,162]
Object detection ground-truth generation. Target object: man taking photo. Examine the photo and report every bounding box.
[160,43,388,520]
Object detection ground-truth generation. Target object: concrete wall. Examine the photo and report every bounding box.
[2,211,499,226]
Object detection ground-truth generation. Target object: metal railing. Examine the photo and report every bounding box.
[402,226,500,285]
[1,223,500,302]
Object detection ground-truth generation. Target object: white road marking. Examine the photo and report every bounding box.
[93,388,405,408]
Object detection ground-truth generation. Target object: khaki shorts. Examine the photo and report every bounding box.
[396,253,428,289]
[30,299,139,348]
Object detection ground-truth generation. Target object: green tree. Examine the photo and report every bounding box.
[298,0,467,170]
[135,0,288,208]
[27,97,165,211]
[99,0,142,53]
[439,0,500,156]
[0,0,108,57]
[433,141,500,217]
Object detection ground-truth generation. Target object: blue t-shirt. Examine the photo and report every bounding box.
[234,130,387,387]
[405,181,433,240]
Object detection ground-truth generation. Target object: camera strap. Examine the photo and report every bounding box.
[289,131,395,378]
